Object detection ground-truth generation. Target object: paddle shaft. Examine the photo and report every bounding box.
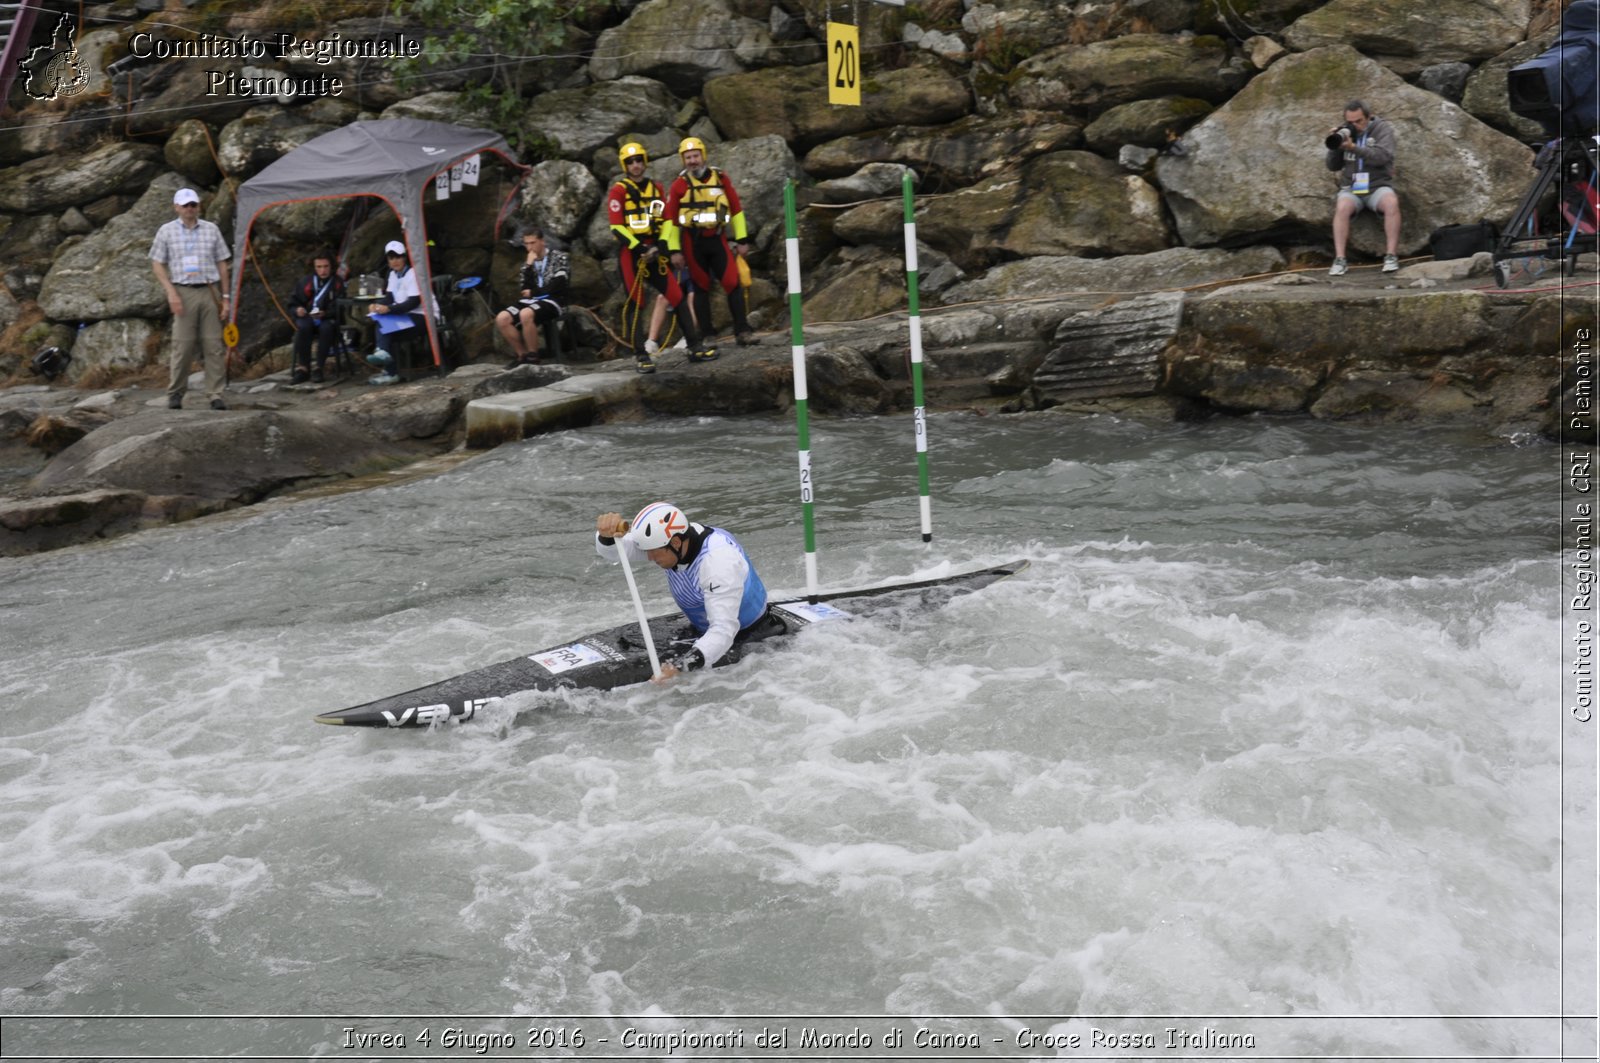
[612,521,663,679]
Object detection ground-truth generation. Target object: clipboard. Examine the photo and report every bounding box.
[371,312,417,334]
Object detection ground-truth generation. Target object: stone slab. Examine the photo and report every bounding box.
[463,373,641,449]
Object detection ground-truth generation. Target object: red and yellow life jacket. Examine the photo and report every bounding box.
[677,168,733,231]
[608,177,668,249]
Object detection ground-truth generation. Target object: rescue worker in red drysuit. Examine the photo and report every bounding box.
[662,137,758,347]
[607,142,715,374]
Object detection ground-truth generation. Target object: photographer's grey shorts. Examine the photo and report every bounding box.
[1335,186,1396,212]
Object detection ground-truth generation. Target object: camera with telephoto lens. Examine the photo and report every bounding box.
[1325,127,1353,150]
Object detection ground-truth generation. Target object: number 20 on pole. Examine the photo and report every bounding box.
[827,22,860,106]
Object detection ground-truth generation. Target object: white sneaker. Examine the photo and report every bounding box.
[1328,257,1348,277]
[1382,254,1400,273]
[644,339,660,356]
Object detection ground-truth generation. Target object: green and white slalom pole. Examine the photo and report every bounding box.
[903,168,933,543]
[785,180,820,601]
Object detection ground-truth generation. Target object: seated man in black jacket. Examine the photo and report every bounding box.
[495,225,570,366]
[287,250,345,383]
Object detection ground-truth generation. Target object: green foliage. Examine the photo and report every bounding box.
[975,27,1037,77]
[517,131,562,164]
[395,0,591,141]
[902,2,965,34]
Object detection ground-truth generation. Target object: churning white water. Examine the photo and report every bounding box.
[0,412,1584,1059]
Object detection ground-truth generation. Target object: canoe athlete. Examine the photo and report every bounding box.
[595,502,783,679]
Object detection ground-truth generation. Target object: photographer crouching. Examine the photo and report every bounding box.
[1325,100,1402,276]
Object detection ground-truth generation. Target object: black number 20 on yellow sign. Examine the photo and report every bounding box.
[827,22,859,106]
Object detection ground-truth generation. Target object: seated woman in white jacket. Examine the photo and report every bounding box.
[594,501,781,679]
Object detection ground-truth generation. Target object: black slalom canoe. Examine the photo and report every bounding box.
[316,559,1029,728]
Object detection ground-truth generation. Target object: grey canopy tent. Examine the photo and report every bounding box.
[228,118,528,369]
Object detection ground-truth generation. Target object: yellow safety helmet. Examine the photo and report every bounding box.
[619,142,648,167]
[678,136,708,159]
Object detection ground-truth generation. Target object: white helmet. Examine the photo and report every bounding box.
[625,501,689,550]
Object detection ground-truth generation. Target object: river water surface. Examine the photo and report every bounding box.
[0,411,1587,1059]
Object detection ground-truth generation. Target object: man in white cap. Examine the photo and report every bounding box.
[363,239,423,386]
[149,187,232,409]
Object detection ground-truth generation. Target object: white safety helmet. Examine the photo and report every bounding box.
[625,501,689,551]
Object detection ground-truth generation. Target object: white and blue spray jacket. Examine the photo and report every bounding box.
[595,522,767,667]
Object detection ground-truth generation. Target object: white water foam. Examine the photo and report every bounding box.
[0,416,1573,1058]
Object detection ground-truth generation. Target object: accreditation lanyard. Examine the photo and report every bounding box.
[388,266,411,302]
[1351,131,1372,194]
[178,222,211,280]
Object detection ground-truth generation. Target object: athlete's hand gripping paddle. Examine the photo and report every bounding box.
[613,519,663,680]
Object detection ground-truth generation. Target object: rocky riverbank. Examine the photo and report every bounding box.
[1,0,1594,554]
[2,249,1588,555]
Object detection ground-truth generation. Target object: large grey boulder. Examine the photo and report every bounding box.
[802,112,1083,188]
[634,353,792,416]
[1083,97,1214,153]
[380,90,497,128]
[1167,289,1499,412]
[248,197,358,244]
[61,318,160,384]
[163,119,223,186]
[331,382,470,442]
[1196,0,1324,35]
[826,198,912,249]
[0,214,61,296]
[1033,292,1186,402]
[0,489,154,556]
[704,60,971,152]
[802,247,914,322]
[122,60,257,136]
[1282,0,1532,77]
[1417,62,1473,103]
[1460,35,1552,143]
[1153,46,1534,255]
[811,163,917,205]
[215,108,335,181]
[0,102,116,166]
[523,77,681,158]
[18,405,113,456]
[590,0,789,92]
[945,246,1288,302]
[29,407,411,501]
[0,141,162,214]
[37,174,191,322]
[1009,33,1245,117]
[965,0,1201,48]
[902,21,967,60]
[521,161,603,242]
[703,135,805,239]
[915,151,1169,269]
[962,1,1081,50]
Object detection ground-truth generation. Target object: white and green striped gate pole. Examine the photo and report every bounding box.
[785,180,820,601]
[903,169,933,543]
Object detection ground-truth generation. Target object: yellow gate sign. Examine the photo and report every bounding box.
[827,22,860,106]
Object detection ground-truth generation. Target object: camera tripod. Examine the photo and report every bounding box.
[1492,134,1600,287]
